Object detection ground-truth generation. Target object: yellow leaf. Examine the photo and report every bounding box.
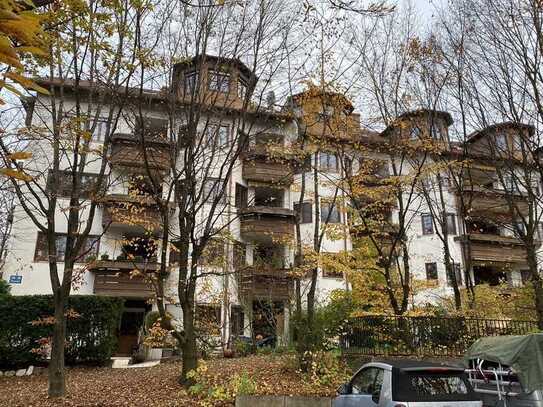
[0,168,33,181]
[9,151,32,160]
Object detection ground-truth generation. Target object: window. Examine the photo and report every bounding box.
[203,178,226,204]
[294,202,312,224]
[495,133,508,152]
[409,126,421,139]
[446,213,457,235]
[321,202,341,224]
[512,135,523,152]
[205,124,229,147]
[425,262,438,281]
[502,173,517,192]
[184,71,199,95]
[513,220,526,238]
[430,124,442,140]
[230,305,244,336]
[521,270,532,285]
[46,170,102,199]
[401,372,470,400]
[90,117,109,142]
[208,70,230,93]
[421,214,434,235]
[319,152,339,172]
[34,232,99,263]
[351,367,384,396]
[238,79,248,100]
[447,263,463,286]
[235,183,248,209]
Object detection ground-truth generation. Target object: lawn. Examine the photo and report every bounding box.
[0,354,348,406]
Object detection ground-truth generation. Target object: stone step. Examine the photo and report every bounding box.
[111,357,132,369]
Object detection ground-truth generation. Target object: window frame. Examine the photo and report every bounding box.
[184,71,199,95]
[207,69,230,93]
[421,214,434,235]
[294,201,312,224]
[425,262,438,281]
[203,178,227,205]
[445,213,457,235]
[319,151,339,173]
[320,201,341,224]
[34,232,100,263]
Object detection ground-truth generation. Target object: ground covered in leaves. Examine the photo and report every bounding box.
[0,354,349,406]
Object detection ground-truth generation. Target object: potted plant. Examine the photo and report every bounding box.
[100,253,110,261]
[116,254,126,261]
[85,255,97,263]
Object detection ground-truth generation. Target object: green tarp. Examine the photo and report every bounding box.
[464,333,543,393]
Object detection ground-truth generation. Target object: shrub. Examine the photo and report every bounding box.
[233,338,252,357]
[231,372,257,396]
[0,295,123,369]
[0,279,10,297]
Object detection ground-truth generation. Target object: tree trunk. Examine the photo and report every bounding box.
[526,246,543,330]
[444,248,461,310]
[180,303,198,385]
[48,294,66,397]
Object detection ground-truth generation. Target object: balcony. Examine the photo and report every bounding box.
[456,233,531,265]
[101,194,161,232]
[237,266,293,300]
[460,185,529,217]
[242,153,294,186]
[109,133,171,172]
[90,260,160,298]
[239,206,295,243]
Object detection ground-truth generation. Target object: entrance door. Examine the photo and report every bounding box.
[116,300,150,356]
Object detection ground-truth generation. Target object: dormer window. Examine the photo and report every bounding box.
[208,69,230,93]
[184,71,199,95]
[494,132,508,152]
[238,79,248,100]
[409,126,421,139]
[431,124,442,140]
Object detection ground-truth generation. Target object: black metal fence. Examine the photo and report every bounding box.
[340,315,538,357]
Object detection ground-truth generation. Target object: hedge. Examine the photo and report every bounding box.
[0,295,124,369]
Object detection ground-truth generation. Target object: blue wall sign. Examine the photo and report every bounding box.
[8,275,22,284]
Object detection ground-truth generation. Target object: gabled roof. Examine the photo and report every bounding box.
[381,109,453,137]
[467,121,535,143]
[286,89,355,114]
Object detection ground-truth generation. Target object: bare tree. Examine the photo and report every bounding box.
[0,1,148,396]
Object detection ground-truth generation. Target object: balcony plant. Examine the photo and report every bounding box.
[100,253,110,261]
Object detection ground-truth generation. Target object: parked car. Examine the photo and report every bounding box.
[333,360,482,407]
[465,333,543,407]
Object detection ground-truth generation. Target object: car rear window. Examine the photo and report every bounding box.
[393,369,480,402]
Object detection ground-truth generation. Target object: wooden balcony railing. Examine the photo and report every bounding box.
[109,133,171,172]
[101,194,162,231]
[239,206,295,242]
[456,233,533,264]
[237,265,293,300]
[91,260,160,298]
[460,185,529,216]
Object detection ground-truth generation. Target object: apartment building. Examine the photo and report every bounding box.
[2,55,540,355]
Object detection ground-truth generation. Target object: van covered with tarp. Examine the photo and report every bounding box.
[464,333,543,407]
